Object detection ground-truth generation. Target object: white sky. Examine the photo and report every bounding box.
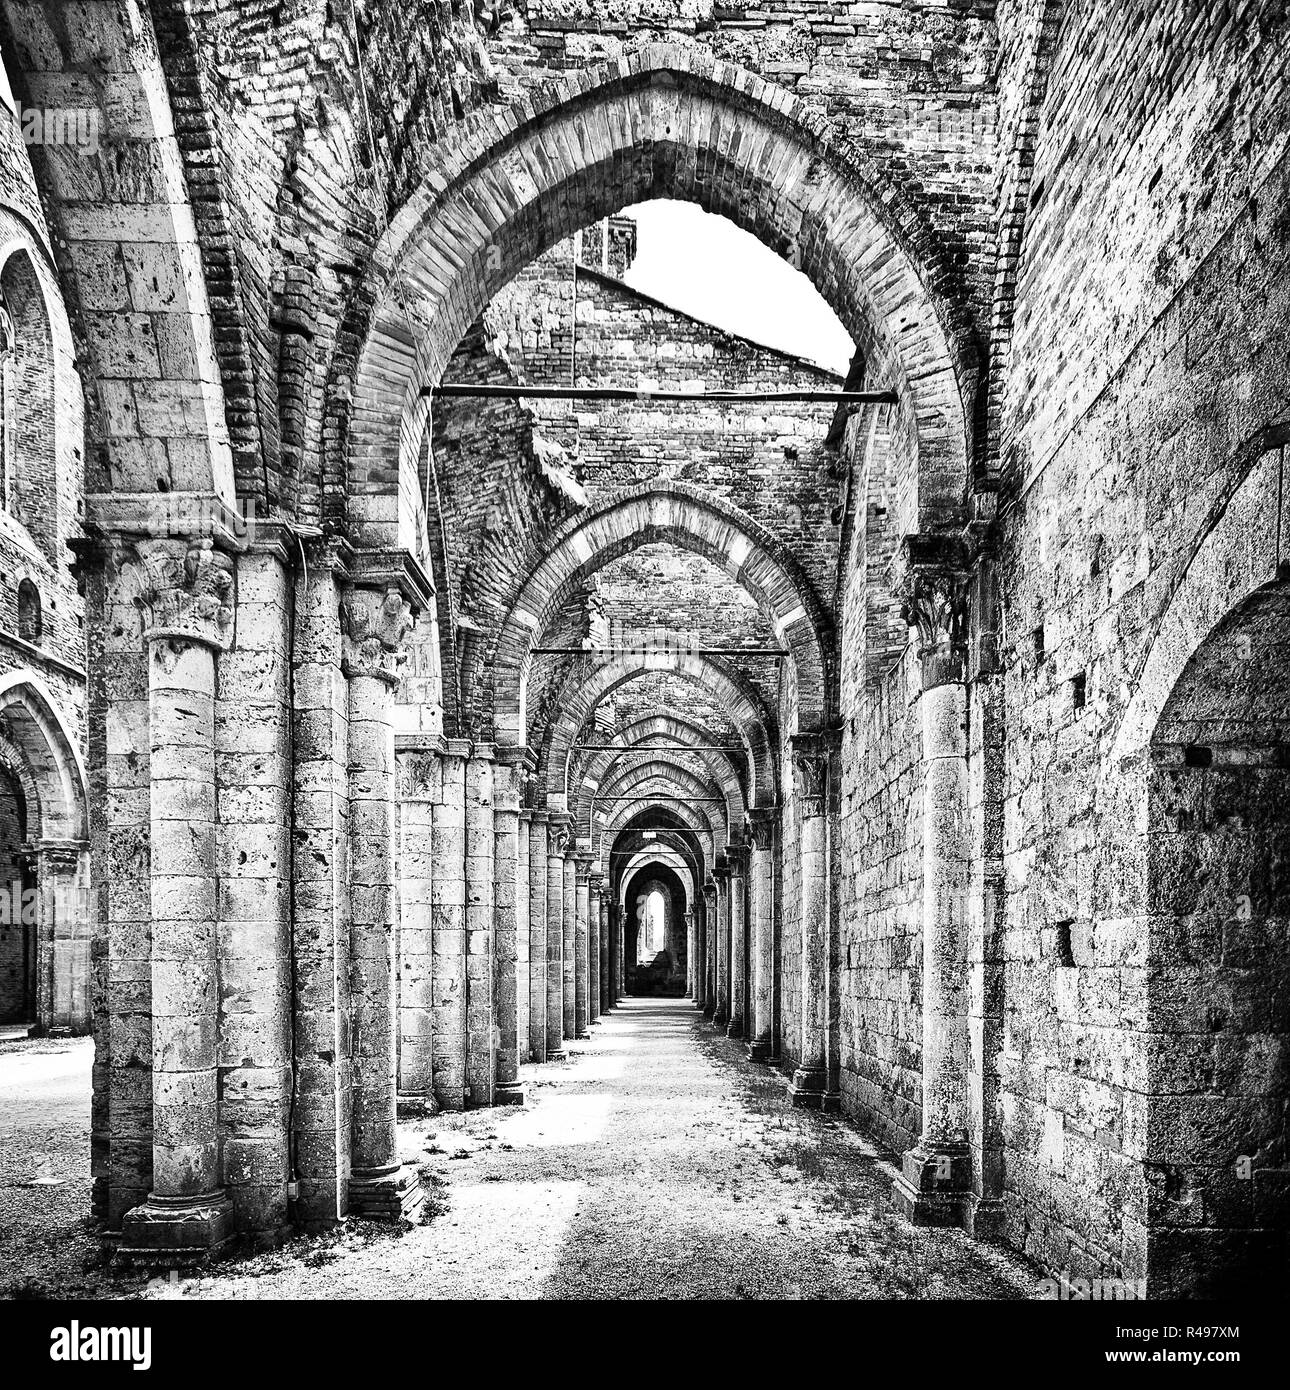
[619,200,855,378]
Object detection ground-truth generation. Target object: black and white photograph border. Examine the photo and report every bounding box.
[0,0,1285,1368]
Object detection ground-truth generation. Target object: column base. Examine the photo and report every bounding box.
[788,1065,828,1107]
[575,1031,590,1040]
[396,1090,439,1120]
[711,1007,729,1027]
[965,1194,1007,1242]
[547,1048,568,1062]
[891,1142,972,1228]
[493,1081,526,1107]
[726,1014,744,1038]
[348,1164,424,1222]
[117,1190,235,1266]
[746,1038,771,1063]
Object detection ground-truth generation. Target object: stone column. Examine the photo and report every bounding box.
[788,733,831,1108]
[465,748,496,1107]
[746,809,777,1062]
[711,861,730,1027]
[726,845,748,1038]
[702,880,717,1018]
[290,539,352,1228]
[546,815,569,1061]
[684,910,695,998]
[119,537,237,1259]
[517,807,531,1062]
[588,872,603,1025]
[26,841,88,1035]
[893,562,974,1225]
[492,751,525,1105]
[598,888,611,1014]
[574,853,592,1038]
[432,741,469,1109]
[395,747,436,1116]
[563,847,578,1040]
[528,810,550,1062]
[343,582,423,1220]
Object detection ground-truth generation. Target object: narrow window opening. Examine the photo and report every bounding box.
[1055,920,1075,968]
[1072,671,1087,710]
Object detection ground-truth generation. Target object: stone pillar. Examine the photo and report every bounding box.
[119,537,237,1259]
[588,872,602,1025]
[290,540,352,1227]
[343,582,423,1220]
[711,861,730,1027]
[574,853,592,1038]
[893,562,974,1225]
[492,751,525,1105]
[746,809,776,1062]
[215,539,293,1240]
[517,808,531,1062]
[563,848,578,1040]
[546,815,569,1061]
[598,888,611,1015]
[27,841,88,1035]
[395,746,436,1117]
[432,741,469,1109]
[684,910,695,998]
[465,749,496,1107]
[702,881,717,1018]
[788,733,831,1108]
[528,810,550,1062]
[726,845,748,1038]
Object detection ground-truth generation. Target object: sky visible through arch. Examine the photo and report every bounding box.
[620,200,856,378]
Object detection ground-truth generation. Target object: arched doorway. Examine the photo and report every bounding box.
[1144,578,1290,1295]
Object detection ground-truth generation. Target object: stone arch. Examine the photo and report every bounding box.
[339,45,974,558]
[621,851,695,917]
[538,651,777,811]
[584,752,734,846]
[1138,578,1290,1295]
[493,483,830,740]
[597,796,717,870]
[0,0,236,500]
[0,672,87,841]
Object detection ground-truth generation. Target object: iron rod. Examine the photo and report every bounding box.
[426,383,896,405]
[534,646,786,656]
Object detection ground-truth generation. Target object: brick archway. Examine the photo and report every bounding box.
[491,483,827,743]
[589,757,731,848]
[339,45,974,560]
[536,650,777,811]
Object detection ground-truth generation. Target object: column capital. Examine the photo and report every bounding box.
[891,534,972,689]
[341,583,413,686]
[123,535,237,650]
[724,842,750,875]
[746,807,777,851]
[574,850,594,882]
[548,812,573,855]
[789,730,837,810]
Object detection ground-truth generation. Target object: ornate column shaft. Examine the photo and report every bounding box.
[545,814,570,1060]
[343,582,423,1219]
[528,810,550,1061]
[119,537,237,1259]
[746,809,777,1063]
[788,733,832,1108]
[893,558,974,1226]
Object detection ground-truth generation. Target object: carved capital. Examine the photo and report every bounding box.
[341,583,413,686]
[549,814,572,855]
[124,537,236,651]
[890,535,972,688]
[746,809,777,852]
[790,732,833,809]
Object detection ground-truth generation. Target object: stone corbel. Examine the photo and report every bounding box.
[341,583,414,686]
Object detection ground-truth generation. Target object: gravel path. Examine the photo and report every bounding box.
[2,1000,1042,1300]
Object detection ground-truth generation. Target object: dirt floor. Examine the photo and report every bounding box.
[1,999,1043,1300]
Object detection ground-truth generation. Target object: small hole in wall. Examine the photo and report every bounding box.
[1184,745,1213,768]
[1071,672,1086,710]
[1056,920,1075,968]
[1032,625,1045,664]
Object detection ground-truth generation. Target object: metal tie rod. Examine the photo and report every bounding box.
[425,383,897,405]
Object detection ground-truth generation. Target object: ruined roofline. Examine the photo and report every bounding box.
[572,262,847,384]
